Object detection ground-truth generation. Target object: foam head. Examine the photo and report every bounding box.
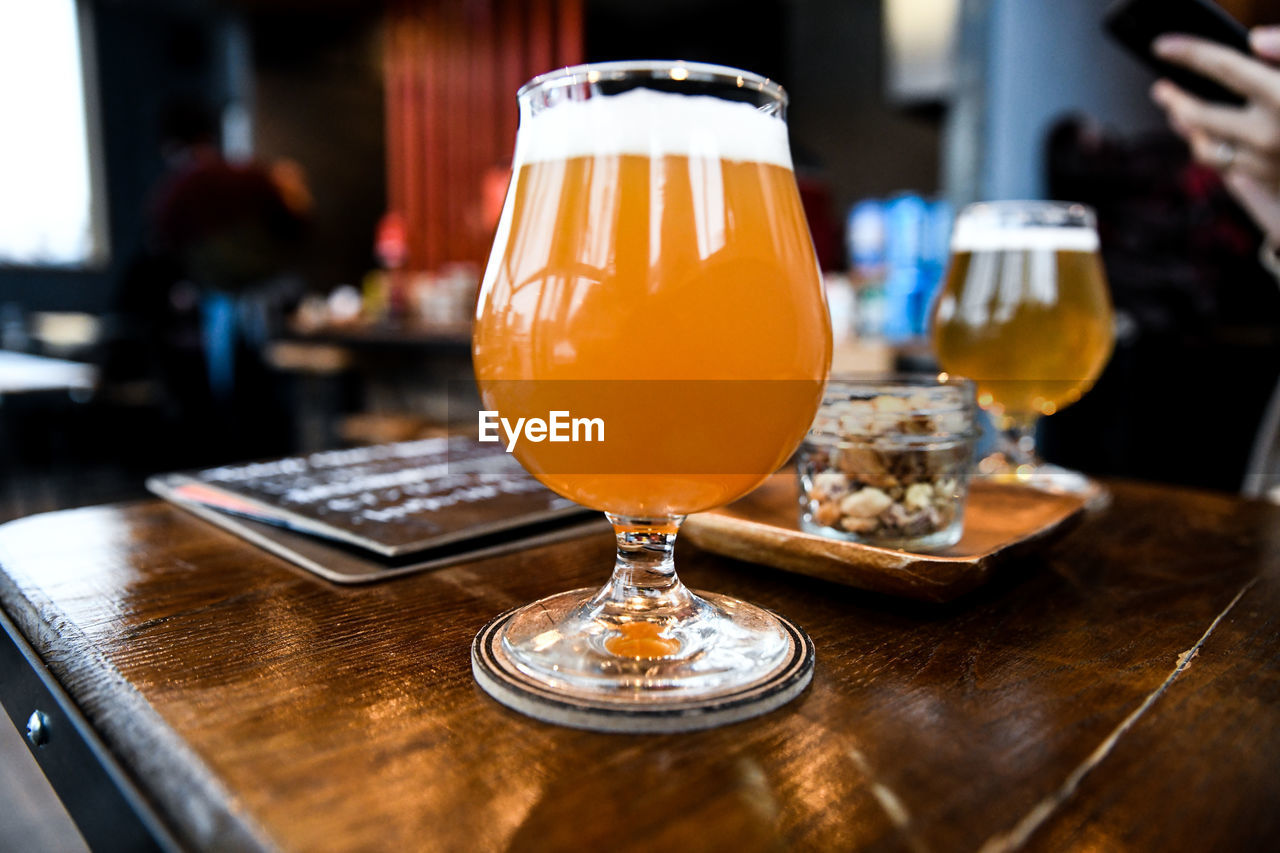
[950,220,1100,252]
[513,88,793,168]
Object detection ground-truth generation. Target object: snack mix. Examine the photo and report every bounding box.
[798,382,976,550]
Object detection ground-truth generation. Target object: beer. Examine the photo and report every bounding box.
[932,223,1113,425]
[473,89,831,516]
[469,63,824,715]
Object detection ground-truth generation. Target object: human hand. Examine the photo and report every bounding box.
[1151,27,1280,240]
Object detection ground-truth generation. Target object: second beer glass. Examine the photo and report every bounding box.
[932,201,1114,491]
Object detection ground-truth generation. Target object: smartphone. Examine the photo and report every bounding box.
[1105,0,1251,105]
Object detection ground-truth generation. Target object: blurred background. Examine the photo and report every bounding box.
[2,0,1280,525]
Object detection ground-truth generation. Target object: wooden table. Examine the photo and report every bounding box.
[0,481,1277,851]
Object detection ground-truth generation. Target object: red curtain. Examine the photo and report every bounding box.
[385,0,583,271]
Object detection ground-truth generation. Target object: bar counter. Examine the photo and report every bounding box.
[0,480,1277,851]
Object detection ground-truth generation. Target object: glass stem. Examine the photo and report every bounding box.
[996,415,1042,469]
[594,514,695,619]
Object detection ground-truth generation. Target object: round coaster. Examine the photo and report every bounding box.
[471,597,815,734]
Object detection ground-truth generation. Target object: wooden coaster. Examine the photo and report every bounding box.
[471,598,814,734]
[682,475,1089,602]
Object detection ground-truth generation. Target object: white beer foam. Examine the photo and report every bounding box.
[514,88,793,168]
[951,222,1100,252]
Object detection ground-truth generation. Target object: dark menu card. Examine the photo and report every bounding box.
[146,437,592,564]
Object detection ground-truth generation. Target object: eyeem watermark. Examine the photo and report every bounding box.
[478,410,605,452]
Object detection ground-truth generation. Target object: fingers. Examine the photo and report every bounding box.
[1151,79,1264,145]
[1151,78,1280,182]
[1251,26,1280,62]
[1224,171,1280,241]
[1147,29,1280,245]
[1185,129,1280,182]
[1154,35,1280,105]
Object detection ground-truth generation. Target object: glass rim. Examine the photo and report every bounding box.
[812,373,980,442]
[517,60,788,107]
[804,432,978,447]
[823,372,977,392]
[959,199,1096,224]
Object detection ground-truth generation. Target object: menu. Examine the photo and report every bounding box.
[147,437,598,582]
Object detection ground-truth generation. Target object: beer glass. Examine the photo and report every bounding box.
[931,201,1113,492]
[472,61,830,723]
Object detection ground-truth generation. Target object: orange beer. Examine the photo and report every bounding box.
[933,247,1113,422]
[931,204,1114,427]
[473,91,831,516]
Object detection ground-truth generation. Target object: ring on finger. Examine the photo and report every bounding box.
[1214,139,1238,169]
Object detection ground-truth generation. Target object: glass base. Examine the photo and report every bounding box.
[978,455,1111,510]
[799,514,964,551]
[471,587,814,732]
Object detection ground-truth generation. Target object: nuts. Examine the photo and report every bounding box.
[810,470,850,501]
[799,388,974,547]
[835,446,898,488]
[839,487,893,518]
[813,500,843,527]
[903,482,934,511]
[839,516,880,533]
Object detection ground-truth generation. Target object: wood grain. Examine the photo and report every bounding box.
[683,476,1087,602]
[0,481,1277,851]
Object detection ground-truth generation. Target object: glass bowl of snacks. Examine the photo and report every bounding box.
[797,375,978,550]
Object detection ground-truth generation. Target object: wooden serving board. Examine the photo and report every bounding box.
[682,475,1088,602]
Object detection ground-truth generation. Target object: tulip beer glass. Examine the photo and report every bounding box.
[471,61,831,728]
[932,201,1114,493]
